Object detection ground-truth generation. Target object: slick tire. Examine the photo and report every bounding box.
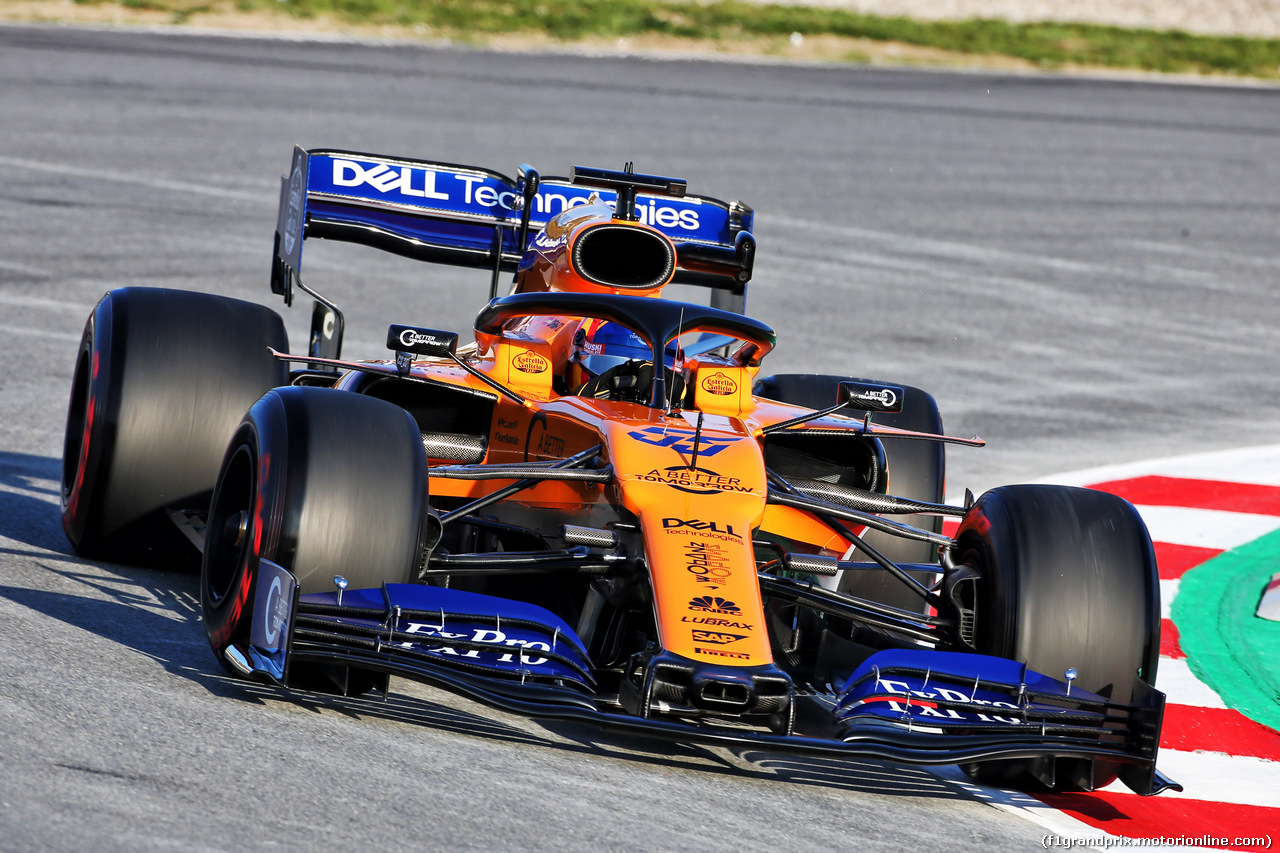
[201,386,428,683]
[61,287,288,571]
[753,374,945,612]
[955,485,1160,791]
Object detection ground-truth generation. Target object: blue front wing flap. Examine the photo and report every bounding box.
[292,582,597,691]
[238,562,1177,796]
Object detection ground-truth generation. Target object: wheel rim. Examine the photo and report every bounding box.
[61,344,93,515]
[205,444,255,607]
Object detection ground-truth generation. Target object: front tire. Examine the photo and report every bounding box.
[201,387,428,685]
[61,287,288,570]
[956,484,1160,791]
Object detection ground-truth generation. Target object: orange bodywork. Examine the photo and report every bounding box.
[338,211,869,676]
[371,360,866,680]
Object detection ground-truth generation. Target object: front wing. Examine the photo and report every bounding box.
[230,561,1180,798]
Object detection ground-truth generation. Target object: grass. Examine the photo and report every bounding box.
[67,0,1280,78]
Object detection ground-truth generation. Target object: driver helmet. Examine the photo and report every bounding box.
[572,319,653,381]
[569,320,683,400]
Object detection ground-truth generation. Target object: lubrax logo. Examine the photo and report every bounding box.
[682,615,753,630]
[662,517,741,539]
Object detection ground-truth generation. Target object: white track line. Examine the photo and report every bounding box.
[0,155,266,203]
[1161,579,1179,620]
[1097,750,1280,809]
[1037,444,1280,489]
[1156,658,1228,709]
[1134,505,1280,551]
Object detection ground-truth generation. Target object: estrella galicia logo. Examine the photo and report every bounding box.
[662,517,741,538]
[626,426,738,457]
[691,629,747,645]
[688,596,741,615]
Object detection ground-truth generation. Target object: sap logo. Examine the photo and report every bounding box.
[691,629,746,645]
[626,426,738,457]
[332,159,450,200]
[662,517,741,538]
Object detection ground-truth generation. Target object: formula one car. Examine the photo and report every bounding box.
[60,147,1179,796]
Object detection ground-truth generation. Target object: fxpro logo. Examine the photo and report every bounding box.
[400,623,553,666]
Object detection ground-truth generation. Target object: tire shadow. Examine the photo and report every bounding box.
[0,451,66,552]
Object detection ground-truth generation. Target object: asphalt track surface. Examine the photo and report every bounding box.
[1,23,1278,852]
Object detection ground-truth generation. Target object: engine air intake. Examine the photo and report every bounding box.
[572,224,675,290]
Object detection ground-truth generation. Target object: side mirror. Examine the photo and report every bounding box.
[387,325,458,358]
[839,381,904,414]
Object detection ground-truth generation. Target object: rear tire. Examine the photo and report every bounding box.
[201,387,428,684]
[753,374,944,611]
[61,287,288,570]
[956,485,1160,791]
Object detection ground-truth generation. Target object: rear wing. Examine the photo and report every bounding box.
[271,147,756,345]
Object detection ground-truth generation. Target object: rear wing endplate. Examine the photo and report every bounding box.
[271,147,755,311]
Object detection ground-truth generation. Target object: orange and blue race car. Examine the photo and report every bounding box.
[60,148,1180,796]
